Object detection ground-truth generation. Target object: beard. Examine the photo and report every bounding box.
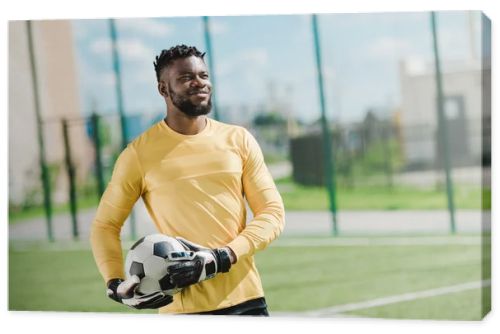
[168,86,212,117]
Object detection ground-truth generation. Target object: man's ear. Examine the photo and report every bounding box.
[158,82,168,97]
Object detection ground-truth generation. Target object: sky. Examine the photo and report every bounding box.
[72,11,481,124]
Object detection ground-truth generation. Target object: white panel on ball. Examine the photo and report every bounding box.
[143,255,169,279]
[138,276,161,295]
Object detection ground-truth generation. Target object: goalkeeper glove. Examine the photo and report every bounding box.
[106,275,173,309]
[167,237,234,288]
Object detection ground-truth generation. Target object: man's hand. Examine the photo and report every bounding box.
[167,237,234,288]
[106,276,173,309]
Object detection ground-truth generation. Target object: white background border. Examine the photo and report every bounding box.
[1,0,498,333]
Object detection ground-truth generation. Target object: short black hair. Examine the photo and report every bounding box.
[153,44,206,82]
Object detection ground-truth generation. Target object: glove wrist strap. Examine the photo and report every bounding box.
[214,248,232,273]
[106,278,124,302]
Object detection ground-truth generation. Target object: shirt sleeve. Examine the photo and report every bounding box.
[90,145,144,283]
[227,129,285,260]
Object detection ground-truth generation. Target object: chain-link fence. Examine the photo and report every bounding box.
[8,108,490,239]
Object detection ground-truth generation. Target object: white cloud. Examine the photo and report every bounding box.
[78,61,116,88]
[118,39,154,61]
[437,27,471,59]
[215,50,271,106]
[403,56,428,75]
[90,38,111,54]
[209,20,229,35]
[90,37,154,61]
[365,36,413,59]
[129,65,158,84]
[241,49,269,65]
[323,65,336,81]
[98,72,116,86]
[217,48,269,76]
[116,18,174,37]
[295,14,312,40]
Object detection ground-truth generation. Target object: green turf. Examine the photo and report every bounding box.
[258,242,485,315]
[9,195,99,224]
[276,181,483,210]
[8,248,154,314]
[343,286,490,320]
[9,181,487,225]
[8,237,489,320]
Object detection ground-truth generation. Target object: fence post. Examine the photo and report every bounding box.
[202,16,220,121]
[27,21,54,242]
[91,113,105,198]
[430,12,456,234]
[62,118,79,239]
[382,122,394,189]
[109,18,137,240]
[312,14,338,235]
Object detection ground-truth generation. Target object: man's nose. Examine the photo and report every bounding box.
[191,76,207,87]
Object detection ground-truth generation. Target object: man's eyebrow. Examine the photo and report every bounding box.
[176,70,208,76]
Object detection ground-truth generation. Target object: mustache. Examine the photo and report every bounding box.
[188,89,210,95]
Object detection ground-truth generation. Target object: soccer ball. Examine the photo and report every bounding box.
[124,234,194,296]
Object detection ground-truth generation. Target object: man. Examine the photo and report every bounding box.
[90,45,285,315]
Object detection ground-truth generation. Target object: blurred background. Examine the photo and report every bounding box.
[8,11,491,320]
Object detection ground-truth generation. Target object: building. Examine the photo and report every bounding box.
[398,58,483,170]
[9,20,93,206]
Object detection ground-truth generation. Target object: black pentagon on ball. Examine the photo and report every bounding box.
[131,236,146,250]
[129,261,145,279]
[159,274,176,291]
[153,241,175,259]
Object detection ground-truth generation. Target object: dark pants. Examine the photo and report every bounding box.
[195,297,269,316]
[238,307,269,316]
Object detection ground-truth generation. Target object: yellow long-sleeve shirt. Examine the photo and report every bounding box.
[90,118,285,313]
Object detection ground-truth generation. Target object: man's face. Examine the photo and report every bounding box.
[159,56,212,117]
